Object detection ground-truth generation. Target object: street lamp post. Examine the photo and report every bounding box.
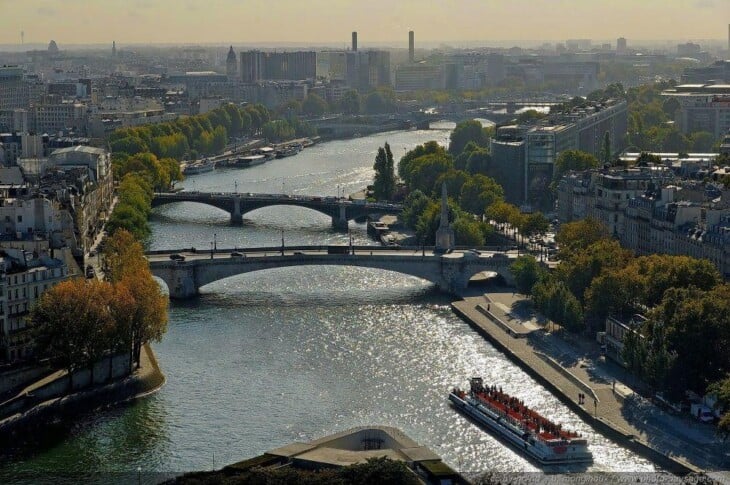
[213,233,217,251]
[210,241,213,259]
[281,229,285,255]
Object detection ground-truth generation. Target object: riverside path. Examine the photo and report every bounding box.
[452,291,730,475]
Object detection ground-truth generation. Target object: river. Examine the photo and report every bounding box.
[0,125,655,481]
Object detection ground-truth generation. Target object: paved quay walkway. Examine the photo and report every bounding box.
[451,290,730,475]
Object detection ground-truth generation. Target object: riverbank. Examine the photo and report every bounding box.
[0,344,164,441]
[450,291,725,476]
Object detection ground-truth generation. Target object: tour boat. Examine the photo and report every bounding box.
[275,143,303,159]
[252,146,276,160]
[183,159,216,175]
[449,377,592,466]
[232,154,267,168]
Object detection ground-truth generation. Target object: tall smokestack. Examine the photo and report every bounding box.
[409,31,414,62]
[352,32,358,52]
[728,23,730,51]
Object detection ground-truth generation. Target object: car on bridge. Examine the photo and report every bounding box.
[231,251,244,258]
[170,254,186,262]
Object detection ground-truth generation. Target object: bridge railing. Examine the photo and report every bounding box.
[145,244,513,256]
[153,190,403,209]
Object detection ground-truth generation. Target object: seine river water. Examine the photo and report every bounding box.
[0,125,655,481]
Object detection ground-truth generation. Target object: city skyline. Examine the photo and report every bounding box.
[1,0,728,46]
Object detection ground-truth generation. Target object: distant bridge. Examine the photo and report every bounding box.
[152,192,402,228]
[147,246,517,299]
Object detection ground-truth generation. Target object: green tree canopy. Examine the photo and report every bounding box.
[553,150,600,181]
[510,255,546,295]
[339,89,361,115]
[398,141,449,181]
[448,120,491,156]
[555,218,610,254]
[301,93,329,116]
[372,143,396,200]
[459,174,504,216]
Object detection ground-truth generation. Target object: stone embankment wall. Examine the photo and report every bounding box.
[0,345,164,439]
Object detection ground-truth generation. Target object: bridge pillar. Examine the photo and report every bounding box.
[231,197,243,225]
[331,204,349,230]
[158,265,199,299]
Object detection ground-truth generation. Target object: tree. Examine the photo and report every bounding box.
[553,150,599,182]
[102,229,148,283]
[117,271,168,369]
[402,153,453,195]
[301,93,328,116]
[436,169,469,200]
[102,230,168,369]
[689,131,715,152]
[459,174,504,216]
[372,143,396,200]
[485,201,521,228]
[651,284,730,397]
[453,216,487,246]
[556,239,633,304]
[510,256,545,295]
[398,141,449,182]
[448,120,490,156]
[364,89,397,114]
[555,218,609,254]
[708,376,730,439]
[340,89,361,115]
[31,279,120,389]
[602,131,611,166]
[519,212,549,240]
[401,189,430,228]
[636,152,662,166]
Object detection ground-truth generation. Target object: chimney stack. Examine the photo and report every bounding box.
[409,31,414,62]
[352,32,358,52]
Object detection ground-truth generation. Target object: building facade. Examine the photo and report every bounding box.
[0,250,69,363]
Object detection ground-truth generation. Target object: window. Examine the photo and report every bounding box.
[16,215,21,223]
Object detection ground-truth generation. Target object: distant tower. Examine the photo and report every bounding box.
[408,31,415,63]
[435,182,455,252]
[617,37,627,55]
[226,45,237,79]
[112,41,116,58]
[20,31,24,45]
[48,39,59,54]
[352,32,358,52]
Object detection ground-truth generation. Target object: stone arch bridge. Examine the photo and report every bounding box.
[147,246,516,299]
[152,192,402,228]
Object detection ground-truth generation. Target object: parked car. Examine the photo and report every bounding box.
[170,254,185,261]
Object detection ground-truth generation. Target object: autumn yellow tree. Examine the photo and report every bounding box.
[102,229,168,369]
[32,279,123,388]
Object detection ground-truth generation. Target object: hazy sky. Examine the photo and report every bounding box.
[2,0,727,46]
